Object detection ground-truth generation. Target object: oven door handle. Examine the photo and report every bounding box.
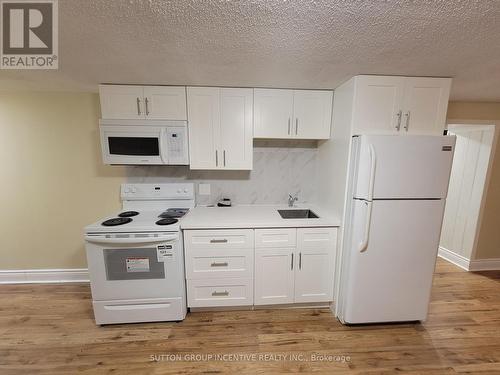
[84,234,178,244]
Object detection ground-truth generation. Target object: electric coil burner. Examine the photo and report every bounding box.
[101,217,133,226]
[118,211,139,218]
[156,218,178,226]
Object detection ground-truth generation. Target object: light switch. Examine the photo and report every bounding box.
[198,183,211,196]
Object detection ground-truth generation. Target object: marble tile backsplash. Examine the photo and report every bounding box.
[126,140,318,206]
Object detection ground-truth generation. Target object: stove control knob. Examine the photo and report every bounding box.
[183,189,188,193]
[131,187,137,193]
[177,189,181,193]
[124,187,131,193]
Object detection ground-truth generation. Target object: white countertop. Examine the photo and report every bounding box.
[180,204,341,229]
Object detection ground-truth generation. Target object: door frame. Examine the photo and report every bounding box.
[445,120,498,263]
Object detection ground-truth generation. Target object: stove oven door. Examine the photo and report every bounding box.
[85,232,185,301]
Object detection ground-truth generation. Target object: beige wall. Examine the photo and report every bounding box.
[0,92,125,269]
[447,102,500,260]
[1,95,498,269]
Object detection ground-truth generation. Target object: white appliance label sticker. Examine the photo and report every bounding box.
[157,245,174,262]
[126,257,150,272]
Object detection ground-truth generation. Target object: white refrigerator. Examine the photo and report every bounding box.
[336,135,456,324]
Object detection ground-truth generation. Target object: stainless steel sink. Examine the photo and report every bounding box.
[278,209,319,219]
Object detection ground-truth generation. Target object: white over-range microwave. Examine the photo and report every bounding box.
[99,119,189,165]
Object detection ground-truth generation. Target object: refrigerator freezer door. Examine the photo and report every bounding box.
[354,135,456,200]
[341,199,445,324]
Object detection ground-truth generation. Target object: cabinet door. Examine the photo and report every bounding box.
[99,85,145,119]
[295,228,336,303]
[293,90,333,139]
[187,87,219,169]
[219,88,253,169]
[401,77,451,136]
[352,76,406,135]
[254,248,295,305]
[253,89,294,139]
[143,86,187,120]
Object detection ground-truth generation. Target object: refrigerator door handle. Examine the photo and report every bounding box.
[367,143,377,201]
[359,201,373,253]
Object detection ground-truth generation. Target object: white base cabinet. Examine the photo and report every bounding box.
[183,227,337,309]
[254,228,337,306]
[184,229,254,307]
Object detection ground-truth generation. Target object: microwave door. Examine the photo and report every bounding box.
[101,126,163,165]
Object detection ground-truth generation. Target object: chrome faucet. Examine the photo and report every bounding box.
[288,194,298,207]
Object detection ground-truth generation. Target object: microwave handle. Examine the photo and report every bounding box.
[159,128,169,164]
[85,234,178,245]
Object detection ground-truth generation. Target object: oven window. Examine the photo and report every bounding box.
[104,248,165,280]
[108,137,159,156]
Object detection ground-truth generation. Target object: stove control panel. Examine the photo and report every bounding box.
[121,183,194,200]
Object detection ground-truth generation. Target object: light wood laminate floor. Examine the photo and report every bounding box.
[1,259,499,374]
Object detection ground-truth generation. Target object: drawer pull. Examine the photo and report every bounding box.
[211,290,229,297]
[210,239,228,243]
[211,262,228,267]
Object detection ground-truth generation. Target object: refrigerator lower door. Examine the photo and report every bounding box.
[340,199,445,324]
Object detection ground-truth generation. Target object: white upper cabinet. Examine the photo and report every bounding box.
[402,77,451,135]
[253,89,293,139]
[187,87,253,170]
[352,76,405,135]
[142,86,187,120]
[351,76,451,136]
[99,85,187,120]
[186,87,219,169]
[219,88,253,170]
[99,85,145,120]
[293,90,333,139]
[254,88,333,139]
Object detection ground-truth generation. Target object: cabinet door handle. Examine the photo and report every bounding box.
[288,118,291,135]
[210,239,228,243]
[404,111,410,131]
[215,150,218,167]
[396,110,402,131]
[136,97,141,116]
[291,253,294,270]
[299,252,302,270]
[295,118,298,135]
[211,262,228,267]
[212,290,229,297]
[145,97,150,116]
[223,150,226,167]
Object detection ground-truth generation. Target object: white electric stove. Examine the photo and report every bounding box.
[84,183,194,325]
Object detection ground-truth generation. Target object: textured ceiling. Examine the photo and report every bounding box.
[1,0,500,100]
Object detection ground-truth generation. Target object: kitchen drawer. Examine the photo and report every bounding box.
[184,229,254,250]
[92,297,186,325]
[255,228,296,248]
[185,248,253,280]
[297,227,337,249]
[187,278,253,307]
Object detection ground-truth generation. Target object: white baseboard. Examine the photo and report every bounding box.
[469,258,500,271]
[0,268,89,284]
[438,247,470,271]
